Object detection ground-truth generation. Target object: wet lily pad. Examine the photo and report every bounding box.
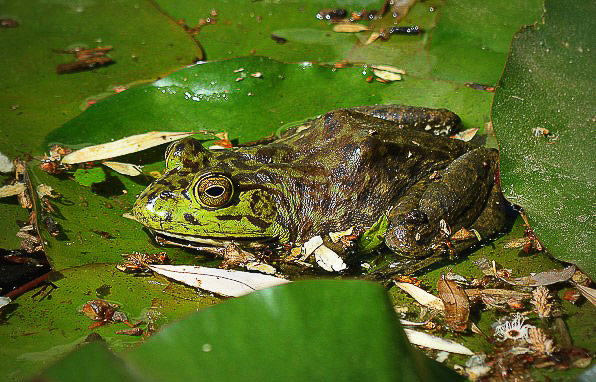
[492,0,596,278]
[154,0,543,84]
[35,281,465,382]
[45,56,492,149]
[0,263,219,382]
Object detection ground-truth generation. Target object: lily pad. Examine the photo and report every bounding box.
[35,281,465,382]
[154,0,543,83]
[44,56,492,149]
[0,0,201,160]
[492,0,596,278]
[0,263,219,382]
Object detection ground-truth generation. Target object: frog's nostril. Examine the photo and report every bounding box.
[405,209,429,224]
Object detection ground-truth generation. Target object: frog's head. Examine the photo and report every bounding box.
[132,138,283,246]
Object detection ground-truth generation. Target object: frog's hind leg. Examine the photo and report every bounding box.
[350,105,462,136]
[385,147,504,262]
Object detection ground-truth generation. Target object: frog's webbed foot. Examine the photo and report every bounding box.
[383,147,505,271]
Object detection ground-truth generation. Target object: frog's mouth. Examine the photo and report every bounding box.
[150,229,274,249]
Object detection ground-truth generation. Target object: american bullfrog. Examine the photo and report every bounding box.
[132,105,508,275]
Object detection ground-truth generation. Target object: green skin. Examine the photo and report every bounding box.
[132,105,508,273]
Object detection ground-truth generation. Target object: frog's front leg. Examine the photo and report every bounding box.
[385,147,502,259]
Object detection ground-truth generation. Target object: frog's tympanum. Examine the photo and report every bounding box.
[133,105,508,276]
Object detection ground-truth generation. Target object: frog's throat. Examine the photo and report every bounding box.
[151,229,276,247]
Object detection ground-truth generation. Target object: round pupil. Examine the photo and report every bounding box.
[206,185,225,198]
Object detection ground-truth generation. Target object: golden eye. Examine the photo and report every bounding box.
[194,174,234,208]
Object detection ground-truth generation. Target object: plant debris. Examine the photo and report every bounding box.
[148,264,290,297]
[116,252,170,273]
[437,274,469,332]
[79,299,132,329]
[55,46,114,74]
[500,265,576,287]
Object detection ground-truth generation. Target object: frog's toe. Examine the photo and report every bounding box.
[385,209,438,258]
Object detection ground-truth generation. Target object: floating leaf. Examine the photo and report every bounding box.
[357,214,389,254]
[73,167,106,187]
[62,131,202,164]
[492,0,596,278]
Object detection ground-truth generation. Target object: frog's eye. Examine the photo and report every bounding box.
[194,174,234,208]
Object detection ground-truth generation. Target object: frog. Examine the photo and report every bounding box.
[132,105,508,276]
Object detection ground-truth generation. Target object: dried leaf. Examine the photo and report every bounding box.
[148,265,290,297]
[437,274,469,332]
[466,288,532,309]
[245,262,277,275]
[501,265,576,286]
[103,161,143,176]
[452,128,479,142]
[364,31,381,45]
[372,69,402,82]
[403,328,474,355]
[61,131,207,164]
[371,65,406,75]
[329,227,354,243]
[0,183,25,198]
[395,282,445,311]
[575,284,596,307]
[332,23,369,33]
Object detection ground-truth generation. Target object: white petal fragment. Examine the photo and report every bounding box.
[404,328,474,355]
[0,296,11,309]
[395,282,445,311]
[62,131,204,164]
[300,236,324,260]
[103,161,143,176]
[314,245,347,272]
[148,265,290,297]
[0,151,13,173]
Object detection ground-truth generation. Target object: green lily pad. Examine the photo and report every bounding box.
[0,0,201,160]
[35,281,464,382]
[45,55,492,149]
[492,0,596,277]
[154,0,542,84]
[73,167,106,187]
[428,0,543,84]
[0,263,218,382]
